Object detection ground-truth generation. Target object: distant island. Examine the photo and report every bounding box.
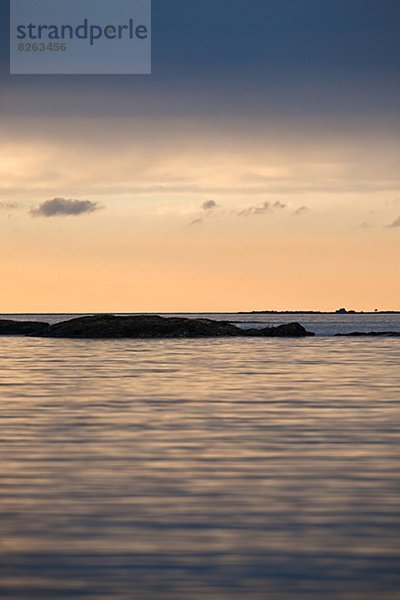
[240,309,400,315]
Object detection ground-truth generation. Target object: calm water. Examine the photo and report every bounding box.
[1,314,400,599]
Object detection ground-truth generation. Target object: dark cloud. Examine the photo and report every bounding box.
[387,215,400,228]
[152,0,400,79]
[238,201,286,217]
[293,206,310,216]
[31,198,101,218]
[202,200,219,211]
[1,0,399,127]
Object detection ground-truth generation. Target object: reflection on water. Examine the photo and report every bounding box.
[0,337,399,599]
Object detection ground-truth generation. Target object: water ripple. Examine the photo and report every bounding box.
[0,336,399,599]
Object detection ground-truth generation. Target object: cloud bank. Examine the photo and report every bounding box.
[31,198,101,218]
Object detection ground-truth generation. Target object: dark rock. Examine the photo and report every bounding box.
[246,322,315,337]
[335,331,400,337]
[34,315,239,339]
[30,315,314,339]
[0,319,49,336]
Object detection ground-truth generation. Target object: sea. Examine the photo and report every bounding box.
[1,313,399,599]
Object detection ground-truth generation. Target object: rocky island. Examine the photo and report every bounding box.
[0,315,314,339]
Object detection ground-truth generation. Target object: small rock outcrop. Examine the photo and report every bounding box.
[244,322,314,337]
[0,319,49,336]
[334,331,400,337]
[27,315,314,339]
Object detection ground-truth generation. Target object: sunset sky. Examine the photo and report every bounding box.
[1,0,399,312]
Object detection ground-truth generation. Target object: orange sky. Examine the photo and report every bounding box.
[1,115,399,312]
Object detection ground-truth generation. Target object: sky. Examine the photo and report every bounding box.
[1,0,399,312]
